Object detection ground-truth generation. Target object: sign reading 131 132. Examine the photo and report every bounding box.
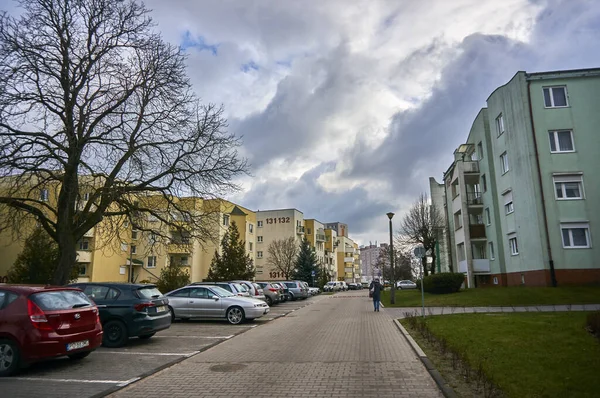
[266,217,290,224]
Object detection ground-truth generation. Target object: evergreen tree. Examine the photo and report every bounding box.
[293,238,318,285]
[206,221,255,281]
[7,228,79,284]
[316,264,332,289]
[156,264,190,294]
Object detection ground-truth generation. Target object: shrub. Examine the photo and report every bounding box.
[156,265,190,294]
[586,311,600,338]
[421,272,464,294]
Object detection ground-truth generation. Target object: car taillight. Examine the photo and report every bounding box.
[268,288,278,292]
[27,300,53,330]
[255,289,259,296]
[93,307,101,324]
[134,302,155,312]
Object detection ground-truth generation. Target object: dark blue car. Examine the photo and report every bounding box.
[69,282,171,347]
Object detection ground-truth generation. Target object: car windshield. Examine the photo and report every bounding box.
[137,287,163,299]
[234,283,247,292]
[209,286,235,297]
[31,290,93,310]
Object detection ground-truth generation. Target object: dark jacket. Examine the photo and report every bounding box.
[369,280,383,300]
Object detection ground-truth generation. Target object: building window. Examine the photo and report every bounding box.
[147,256,157,268]
[249,242,253,251]
[481,175,487,192]
[79,239,89,251]
[561,223,591,248]
[493,276,498,285]
[257,221,263,227]
[489,242,495,260]
[454,211,462,230]
[477,142,484,159]
[257,251,263,258]
[83,192,90,201]
[457,243,465,262]
[307,228,311,235]
[496,114,505,137]
[121,242,128,252]
[509,236,519,255]
[500,152,509,174]
[131,230,138,240]
[554,175,583,200]
[257,236,263,243]
[503,190,514,215]
[549,130,574,153]
[79,265,87,276]
[249,224,254,233]
[543,86,568,108]
[223,215,229,226]
[131,245,137,254]
[485,208,491,225]
[180,256,188,265]
[119,266,126,275]
[40,189,49,202]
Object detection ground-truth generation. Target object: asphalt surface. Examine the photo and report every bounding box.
[0,296,319,398]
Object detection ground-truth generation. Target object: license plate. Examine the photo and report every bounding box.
[264,308,270,314]
[66,340,89,351]
[157,305,167,313]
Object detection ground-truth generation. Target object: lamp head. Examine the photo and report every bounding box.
[386,212,395,220]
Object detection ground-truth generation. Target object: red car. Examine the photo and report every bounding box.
[0,285,103,376]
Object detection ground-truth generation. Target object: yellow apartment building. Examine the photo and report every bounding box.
[304,219,327,266]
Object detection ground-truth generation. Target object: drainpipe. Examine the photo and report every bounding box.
[527,80,558,287]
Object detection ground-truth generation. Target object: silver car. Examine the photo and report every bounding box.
[165,285,269,325]
[396,280,418,289]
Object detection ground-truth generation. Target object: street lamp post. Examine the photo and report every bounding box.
[386,212,395,305]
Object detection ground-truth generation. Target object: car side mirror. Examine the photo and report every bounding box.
[212,295,219,301]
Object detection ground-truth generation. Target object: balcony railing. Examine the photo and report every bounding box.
[316,234,326,242]
[466,192,483,205]
[463,161,480,173]
[469,224,486,239]
[296,226,305,234]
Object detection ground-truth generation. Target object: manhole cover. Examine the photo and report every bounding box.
[210,363,247,372]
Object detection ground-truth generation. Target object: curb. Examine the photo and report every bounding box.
[393,319,457,398]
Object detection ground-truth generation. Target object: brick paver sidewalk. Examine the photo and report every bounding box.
[110,291,442,398]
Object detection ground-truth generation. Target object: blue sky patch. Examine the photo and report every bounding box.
[180,30,219,55]
[241,61,259,73]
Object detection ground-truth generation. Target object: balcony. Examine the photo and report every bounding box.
[296,226,305,234]
[168,241,191,254]
[344,256,354,262]
[463,161,480,173]
[466,192,483,206]
[345,267,354,273]
[469,224,486,240]
[76,250,92,263]
[474,259,490,273]
[316,234,326,242]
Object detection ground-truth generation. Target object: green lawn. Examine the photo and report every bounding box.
[381,286,600,307]
[403,312,600,398]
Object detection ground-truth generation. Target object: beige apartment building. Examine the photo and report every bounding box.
[254,209,305,280]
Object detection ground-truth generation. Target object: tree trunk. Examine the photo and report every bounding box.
[53,233,77,285]
[422,256,428,277]
[430,251,437,275]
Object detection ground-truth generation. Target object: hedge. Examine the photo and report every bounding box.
[416,272,464,294]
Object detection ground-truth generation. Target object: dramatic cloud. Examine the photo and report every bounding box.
[8,0,591,245]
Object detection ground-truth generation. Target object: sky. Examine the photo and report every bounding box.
[4,0,599,246]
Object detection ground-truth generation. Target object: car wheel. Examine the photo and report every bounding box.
[226,306,245,325]
[102,320,128,348]
[138,333,155,340]
[0,339,19,377]
[169,306,176,322]
[265,296,273,306]
[68,351,91,360]
[289,293,295,301]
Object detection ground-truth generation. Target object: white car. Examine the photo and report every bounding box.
[396,280,418,289]
[165,285,270,325]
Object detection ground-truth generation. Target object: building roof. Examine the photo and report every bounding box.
[230,206,247,216]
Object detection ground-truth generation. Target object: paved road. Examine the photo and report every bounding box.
[0,296,316,398]
[110,291,442,398]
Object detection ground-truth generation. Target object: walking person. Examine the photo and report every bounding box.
[369,278,383,312]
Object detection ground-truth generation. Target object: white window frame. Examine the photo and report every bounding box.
[477,142,484,159]
[553,174,584,200]
[79,264,87,276]
[83,192,90,201]
[257,236,263,243]
[548,130,575,153]
[40,188,49,202]
[489,242,495,260]
[503,190,514,215]
[485,208,491,226]
[249,242,253,251]
[223,215,230,227]
[249,224,254,233]
[257,251,263,259]
[496,114,505,137]
[481,174,487,193]
[560,222,591,249]
[257,221,263,227]
[500,152,509,174]
[79,239,89,251]
[121,242,128,252]
[131,230,138,240]
[454,210,462,230]
[508,235,519,256]
[131,245,137,254]
[147,256,157,268]
[543,86,569,108]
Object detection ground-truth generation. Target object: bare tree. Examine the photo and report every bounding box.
[266,237,298,280]
[398,193,445,277]
[0,0,248,284]
[376,245,413,283]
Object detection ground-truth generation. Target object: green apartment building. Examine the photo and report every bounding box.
[432,68,600,287]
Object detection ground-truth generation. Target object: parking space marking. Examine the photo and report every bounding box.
[154,335,234,339]
[8,377,129,384]
[96,351,198,356]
